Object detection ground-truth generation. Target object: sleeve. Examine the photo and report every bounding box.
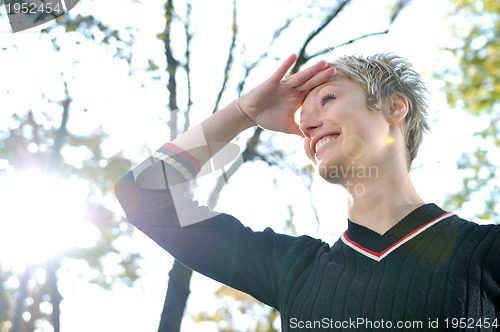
[114,143,298,309]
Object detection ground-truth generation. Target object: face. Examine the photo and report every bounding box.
[299,78,395,184]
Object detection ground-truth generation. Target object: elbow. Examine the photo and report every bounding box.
[115,172,142,217]
[115,171,178,229]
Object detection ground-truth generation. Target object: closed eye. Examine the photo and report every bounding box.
[320,93,336,106]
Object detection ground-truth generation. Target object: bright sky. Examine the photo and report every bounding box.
[0,0,493,331]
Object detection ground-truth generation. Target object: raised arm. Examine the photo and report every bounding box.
[114,55,334,307]
[137,54,334,188]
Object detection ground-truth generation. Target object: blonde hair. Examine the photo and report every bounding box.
[331,54,430,168]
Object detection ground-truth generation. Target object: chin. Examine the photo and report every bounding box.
[315,157,344,183]
[315,155,376,187]
[317,165,344,185]
[318,169,343,185]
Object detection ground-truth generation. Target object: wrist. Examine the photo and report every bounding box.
[233,99,258,129]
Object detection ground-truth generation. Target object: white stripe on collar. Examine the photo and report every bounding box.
[341,212,455,262]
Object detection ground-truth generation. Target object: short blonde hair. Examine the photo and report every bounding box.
[331,54,430,168]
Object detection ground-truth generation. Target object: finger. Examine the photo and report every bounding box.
[284,60,331,87]
[271,54,298,81]
[298,66,336,92]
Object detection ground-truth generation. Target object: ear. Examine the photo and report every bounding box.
[384,93,409,125]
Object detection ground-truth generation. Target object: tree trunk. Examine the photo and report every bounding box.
[47,258,62,332]
[158,0,193,330]
[12,264,33,332]
[157,261,193,332]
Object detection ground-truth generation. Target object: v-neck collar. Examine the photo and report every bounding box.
[341,203,454,262]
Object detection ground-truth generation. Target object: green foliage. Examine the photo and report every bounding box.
[51,13,137,64]
[444,0,499,116]
[441,0,499,223]
[192,284,280,332]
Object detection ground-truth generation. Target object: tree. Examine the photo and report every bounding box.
[0,81,139,332]
[0,15,140,332]
[441,0,499,223]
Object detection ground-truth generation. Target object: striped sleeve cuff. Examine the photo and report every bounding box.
[152,143,202,182]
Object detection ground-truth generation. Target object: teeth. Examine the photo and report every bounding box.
[315,134,339,153]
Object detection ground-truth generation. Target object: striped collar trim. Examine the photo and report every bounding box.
[341,212,455,262]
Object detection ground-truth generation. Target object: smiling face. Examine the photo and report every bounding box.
[299,77,402,184]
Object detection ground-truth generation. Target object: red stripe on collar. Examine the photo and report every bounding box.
[341,212,454,262]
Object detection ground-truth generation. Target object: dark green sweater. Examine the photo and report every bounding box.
[116,157,500,331]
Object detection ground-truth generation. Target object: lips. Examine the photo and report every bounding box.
[311,133,341,155]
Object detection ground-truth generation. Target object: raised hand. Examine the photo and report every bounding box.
[238,54,336,136]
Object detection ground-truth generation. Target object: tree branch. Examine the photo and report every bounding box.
[236,13,298,95]
[292,0,352,73]
[212,0,238,114]
[182,2,193,133]
[163,0,180,140]
[308,0,412,59]
[309,30,389,59]
[48,78,71,172]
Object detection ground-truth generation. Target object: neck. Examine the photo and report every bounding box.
[344,164,425,235]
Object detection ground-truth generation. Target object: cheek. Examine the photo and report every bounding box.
[303,138,316,163]
[340,134,366,160]
[340,121,388,161]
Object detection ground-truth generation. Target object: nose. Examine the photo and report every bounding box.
[299,118,323,138]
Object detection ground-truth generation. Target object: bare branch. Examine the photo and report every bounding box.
[236,14,299,95]
[389,0,412,22]
[48,77,71,171]
[207,11,301,208]
[183,3,193,132]
[292,0,352,73]
[308,0,412,60]
[163,0,180,140]
[207,127,261,208]
[207,159,240,210]
[308,29,389,59]
[212,0,238,114]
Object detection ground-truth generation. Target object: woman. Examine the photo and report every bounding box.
[115,54,500,331]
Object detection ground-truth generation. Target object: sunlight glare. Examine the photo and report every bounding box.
[0,170,96,267]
